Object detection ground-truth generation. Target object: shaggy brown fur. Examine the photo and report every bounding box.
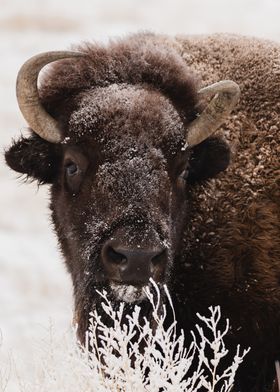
[5,33,280,392]
[174,33,280,392]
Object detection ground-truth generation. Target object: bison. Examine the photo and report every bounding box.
[5,33,280,391]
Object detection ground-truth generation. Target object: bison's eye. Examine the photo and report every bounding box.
[64,160,84,195]
[66,162,79,177]
[63,148,89,195]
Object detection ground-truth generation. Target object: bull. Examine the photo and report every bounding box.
[5,33,280,391]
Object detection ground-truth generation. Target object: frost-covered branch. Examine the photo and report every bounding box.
[13,283,249,392]
[191,306,250,392]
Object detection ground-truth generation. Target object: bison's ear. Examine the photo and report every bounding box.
[187,137,230,184]
[5,134,61,184]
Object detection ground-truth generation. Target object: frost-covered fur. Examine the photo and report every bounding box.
[5,33,280,392]
[110,282,147,303]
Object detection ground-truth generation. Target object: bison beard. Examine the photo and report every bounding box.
[5,32,280,392]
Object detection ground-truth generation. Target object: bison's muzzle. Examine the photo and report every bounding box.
[102,239,167,285]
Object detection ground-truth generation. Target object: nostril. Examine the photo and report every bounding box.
[107,246,127,265]
[151,248,167,266]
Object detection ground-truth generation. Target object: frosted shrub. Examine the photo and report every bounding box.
[27,282,249,392]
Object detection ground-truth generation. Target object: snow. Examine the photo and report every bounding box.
[0,0,279,390]
[110,282,148,302]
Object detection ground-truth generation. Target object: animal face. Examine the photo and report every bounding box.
[51,85,197,303]
[6,83,231,304]
[5,36,239,337]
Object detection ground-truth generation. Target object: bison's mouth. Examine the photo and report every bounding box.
[110,281,149,303]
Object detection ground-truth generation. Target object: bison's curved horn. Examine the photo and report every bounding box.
[16,51,85,143]
[185,80,240,148]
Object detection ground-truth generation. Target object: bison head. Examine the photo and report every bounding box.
[5,36,239,340]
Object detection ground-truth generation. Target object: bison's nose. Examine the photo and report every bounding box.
[101,241,167,284]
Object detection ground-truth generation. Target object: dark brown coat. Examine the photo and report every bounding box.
[5,33,280,392]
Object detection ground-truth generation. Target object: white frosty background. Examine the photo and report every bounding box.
[0,0,279,390]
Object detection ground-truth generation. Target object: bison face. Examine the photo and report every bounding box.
[5,48,239,340]
[6,84,231,310]
[51,85,196,304]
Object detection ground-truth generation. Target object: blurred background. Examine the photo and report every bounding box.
[0,0,279,389]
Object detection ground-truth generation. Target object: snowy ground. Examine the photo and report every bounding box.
[0,0,279,390]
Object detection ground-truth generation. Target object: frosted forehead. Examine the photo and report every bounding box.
[96,150,168,201]
[68,83,186,148]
